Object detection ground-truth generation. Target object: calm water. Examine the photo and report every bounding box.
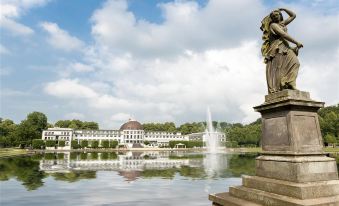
[0,151,311,206]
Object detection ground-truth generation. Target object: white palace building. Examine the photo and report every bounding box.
[42,119,226,149]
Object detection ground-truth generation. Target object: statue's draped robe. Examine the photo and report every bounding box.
[265,23,299,94]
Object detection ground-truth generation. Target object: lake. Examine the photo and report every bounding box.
[1,151,337,206]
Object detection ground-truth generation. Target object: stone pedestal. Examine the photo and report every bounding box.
[209,90,339,206]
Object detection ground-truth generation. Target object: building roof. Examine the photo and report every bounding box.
[120,119,143,130]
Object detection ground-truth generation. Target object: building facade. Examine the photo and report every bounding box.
[42,119,225,149]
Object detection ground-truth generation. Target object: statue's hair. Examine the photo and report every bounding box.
[260,15,272,59]
[260,10,283,60]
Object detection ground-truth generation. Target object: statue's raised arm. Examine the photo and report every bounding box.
[260,8,303,94]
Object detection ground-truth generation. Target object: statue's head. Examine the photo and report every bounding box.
[270,10,283,23]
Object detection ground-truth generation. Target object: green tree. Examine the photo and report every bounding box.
[71,140,80,149]
[58,140,65,147]
[45,140,56,147]
[32,139,45,149]
[0,118,18,147]
[55,120,71,128]
[144,140,150,145]
[324,134,337,146]
[109,140,118,148]
[82,122,99,130]
[12,112,48,147]
[80,140,88,148]
[91,140,99,148]
[101,140,109,148]
[68,122,79,129]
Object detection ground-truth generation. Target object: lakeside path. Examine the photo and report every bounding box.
[1,147,339,158]
[0,148,31,158]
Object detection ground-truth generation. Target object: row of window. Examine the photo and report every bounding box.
[45,137,70,140]
[145,136,185,139]
[75,130,119,134]
[125,135,143,139]
[125,130,143,134]
[76,134,118,137]
[44,131,70,135]
[125,140,142,143]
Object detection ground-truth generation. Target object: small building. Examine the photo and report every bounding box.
[42,127,73,149]
[188,132,226,143]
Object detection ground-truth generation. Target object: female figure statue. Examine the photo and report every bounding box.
[261,8,303,94]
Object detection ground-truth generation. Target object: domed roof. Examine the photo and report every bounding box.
[120,119,143,130]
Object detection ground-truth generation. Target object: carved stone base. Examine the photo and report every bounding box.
[209,90,339,206]
[256,155,338,183]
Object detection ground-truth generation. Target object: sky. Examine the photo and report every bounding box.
[1,0,338,129]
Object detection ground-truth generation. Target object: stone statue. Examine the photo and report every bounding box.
[260,8,303,94]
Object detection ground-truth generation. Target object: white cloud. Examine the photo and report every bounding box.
[90,0,264,57]
[71,62,95,72]
[40,22,84,51]
[40,0,339,127]
[0,0,50,36]
[0,16,34,35]
[44,79,97,99]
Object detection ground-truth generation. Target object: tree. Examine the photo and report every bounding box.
[0,118,17,147]
[324,134,336,146]
[144,140,150,145]
[91,140,99,148]
[58,140,65,147]
[71,140,80,149]
[80,140,88,148]
[45,140,56,147]
[69,122,79,129]
[82,122,99,130]
[101,140,109,148]
[55,120,71,128]
[109,140,118,148]
[32,139,45,149]
[12,112,48,147]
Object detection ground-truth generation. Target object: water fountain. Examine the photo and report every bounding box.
[204,107,220,153]
[203,107,227,186]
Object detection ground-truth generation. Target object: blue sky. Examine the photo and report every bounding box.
[1,0,338,128]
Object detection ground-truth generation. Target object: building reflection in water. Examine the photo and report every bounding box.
[39,151,211,181]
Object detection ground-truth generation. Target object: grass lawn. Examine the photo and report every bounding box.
[324,147,339,153]
[0,148,28,158]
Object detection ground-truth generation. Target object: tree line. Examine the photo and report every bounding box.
[0,104,338,148]
[0,112,99,148]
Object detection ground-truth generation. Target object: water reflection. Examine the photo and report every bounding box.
[0,151,257,191]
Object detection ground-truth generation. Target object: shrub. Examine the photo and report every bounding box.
[90,153,98,159]
[225,141,238,148]
[80,152,88,160]
[71,140,80,149]
[109,152,118,159]
[58,140,65,147]
[101,152,109,160]
[109,140,118,148]
[57,153,64,159]
[45,140,56,147]
[44,153,56,160]
[91,140,99,148]
[70,152,78,160]
[187,141,203,148]
[144,140,150,145]
[80,140,88,148]
[101,140,109,148]
[32,139,45,149]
